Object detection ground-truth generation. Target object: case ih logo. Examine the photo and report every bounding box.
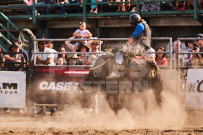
[0,83,18,94]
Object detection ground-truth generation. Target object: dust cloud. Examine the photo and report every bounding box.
[0,69,200,131]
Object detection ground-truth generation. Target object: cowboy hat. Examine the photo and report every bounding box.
[86,37,103,49]
[69,54,79,59]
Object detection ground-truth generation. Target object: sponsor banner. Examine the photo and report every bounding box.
[0,71,26,108]
[38,80,149,94]
[185,69,203,109]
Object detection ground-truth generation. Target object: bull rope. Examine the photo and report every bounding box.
[90,57,111,71]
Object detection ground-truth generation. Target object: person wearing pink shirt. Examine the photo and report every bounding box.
[155,46,168,66]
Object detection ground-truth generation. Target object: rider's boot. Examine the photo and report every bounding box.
[106,64,121,79]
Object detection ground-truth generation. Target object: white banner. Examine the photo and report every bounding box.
[0,71,26,108]
[185,69,203,109]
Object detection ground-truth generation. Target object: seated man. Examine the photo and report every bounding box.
[31,41,55,65]
[82,38,103,65]
[4,43,26,71]
[67,54,80,65]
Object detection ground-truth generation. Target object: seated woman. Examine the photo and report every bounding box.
[58,46,68,64]
[155,46,168,66]
[67,54,80,65]
[76,44,89,65]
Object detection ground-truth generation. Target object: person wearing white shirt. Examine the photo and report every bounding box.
[31,41,55,65]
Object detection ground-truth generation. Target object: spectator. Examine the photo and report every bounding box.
[65,36,88,52]
[56,57,64,65]
[97,0,104,13]
[25,0,33,15]
[183,40,196,66]
[172,40,184,67]
[155,46,168,66]
[116,0,126,12]
[58,46,68,64]
[73,22,92,38]
[76,44,89,64]
[89,0,99,13]
[36,0,51,14]
[115,0,131,12]
[46,40,58,62]
[69,0,83,13]
[147,47,156,62]
[192,33,203,66]
[56,0,68,14]
[160,1,173,11]
[187,0,203,10]
[16,40,29,66]
[67,54,80,65]
[172,0,186,11]
[4,43,26,71]
[2,44,26,113]
[141,0,160,12]
[0,48,5,69]
[83,38,103,65]
[31,40,55,65]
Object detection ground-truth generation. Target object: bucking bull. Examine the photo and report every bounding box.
[19,28,163,114]
[80,45,163,114]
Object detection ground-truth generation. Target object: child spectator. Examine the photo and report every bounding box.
[73,22,92,38]
[57,57,64,65]
[155,46,168,66]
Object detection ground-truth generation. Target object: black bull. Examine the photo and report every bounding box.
[28,54,163,114]
[80,54,163,113]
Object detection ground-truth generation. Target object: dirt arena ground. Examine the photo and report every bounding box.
[0,117,203,135]
[0,104,203,135]
[1,127,203,135]
[1,71,202,135]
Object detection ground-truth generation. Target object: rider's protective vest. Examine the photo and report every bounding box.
[136,22,151,49]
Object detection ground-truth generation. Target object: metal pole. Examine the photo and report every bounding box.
[169,37,173,70]
[194,0,198,20]
[34,40,37,66]
[83,0,87,22]
[33,0,37,24]
[177,40,180,68]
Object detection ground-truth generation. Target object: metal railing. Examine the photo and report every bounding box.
[0,12,19,51]
[0,0,201,23]
[176,37,203,98]
[33,37,173,69]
